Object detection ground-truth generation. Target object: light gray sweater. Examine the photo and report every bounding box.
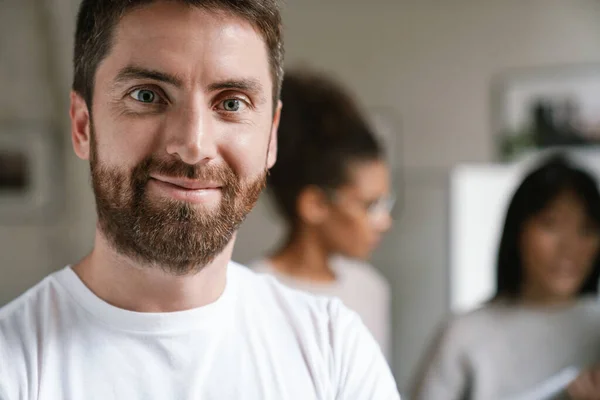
[412,298,600,400]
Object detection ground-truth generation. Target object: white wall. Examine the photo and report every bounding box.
[1,0,600,393]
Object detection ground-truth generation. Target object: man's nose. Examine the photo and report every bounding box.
[165,103,218,165]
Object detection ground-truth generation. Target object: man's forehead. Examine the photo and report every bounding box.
[105,2,272,88]
[114,2,263,51]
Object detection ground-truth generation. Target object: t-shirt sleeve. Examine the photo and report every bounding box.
[0,380,9,400]
[410,318,470,400]
[329,299,401,399]
[0,329,14,400]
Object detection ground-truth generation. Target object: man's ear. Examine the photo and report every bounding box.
[70,91,92,160]
[266,100,282,169]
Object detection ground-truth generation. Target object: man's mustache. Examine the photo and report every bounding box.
[133,156,236,184]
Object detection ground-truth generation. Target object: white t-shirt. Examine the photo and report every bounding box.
[251,257,391,362]
[0,262,399,400]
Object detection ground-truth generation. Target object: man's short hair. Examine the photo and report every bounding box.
[72,0,284,108]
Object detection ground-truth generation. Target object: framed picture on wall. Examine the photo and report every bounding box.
[492,64,600,161]
[0,124,64,223]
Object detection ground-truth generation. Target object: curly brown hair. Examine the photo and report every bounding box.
[268,69,383,224]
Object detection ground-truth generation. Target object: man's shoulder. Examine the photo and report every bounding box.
[0,272,59,326]
[230,263,399,398]
[0,270,65,389]
[0,268,70,353]
[230,261,340,312]
[230,261,364,338]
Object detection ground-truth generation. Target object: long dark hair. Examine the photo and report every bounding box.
[495,154,600,299]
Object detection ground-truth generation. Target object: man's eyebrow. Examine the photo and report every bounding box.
[112,70,268,103]
[113,66,183,87]
[207,78,267,103]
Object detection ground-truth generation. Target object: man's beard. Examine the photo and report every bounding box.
[89,131,266,275]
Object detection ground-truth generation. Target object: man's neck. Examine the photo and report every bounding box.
[72,231,234,313]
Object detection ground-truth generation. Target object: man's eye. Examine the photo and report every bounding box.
[130,89,158,103]
[220,99,247,112]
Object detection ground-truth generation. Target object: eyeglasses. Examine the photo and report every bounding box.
[365,194,396,217]
[326,190,396,220]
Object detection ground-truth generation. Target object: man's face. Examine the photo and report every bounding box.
[70,1,280,273]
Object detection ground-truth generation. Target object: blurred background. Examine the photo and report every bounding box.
[2,0,600,394]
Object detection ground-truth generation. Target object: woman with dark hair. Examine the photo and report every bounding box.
[251,69,394,359]
[412,155,600,400]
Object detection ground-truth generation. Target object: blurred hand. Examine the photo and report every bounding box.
[567,368,600,400]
